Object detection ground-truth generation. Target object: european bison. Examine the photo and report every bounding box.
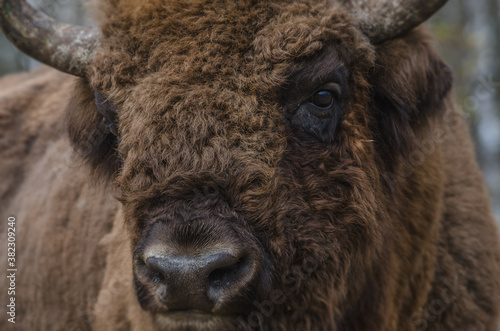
[1,0,499,330]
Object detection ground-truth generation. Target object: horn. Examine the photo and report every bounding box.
[0,0,99,77]
[349,0,448,44]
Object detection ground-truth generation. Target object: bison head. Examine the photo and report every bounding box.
[1,0,458,329]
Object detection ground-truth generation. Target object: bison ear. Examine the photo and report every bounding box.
[67,79,120,180]
[371,28,453,156]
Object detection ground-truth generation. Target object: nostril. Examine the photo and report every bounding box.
[208,257,249,289]
[150,270,165,284]
[142,257,166,284]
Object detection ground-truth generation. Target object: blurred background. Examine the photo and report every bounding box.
[0,0,499,226]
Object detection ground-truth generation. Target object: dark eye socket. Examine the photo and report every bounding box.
[310,90,334,108]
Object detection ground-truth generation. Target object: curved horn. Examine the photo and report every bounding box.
[0,0,99,77]
[349,0,448,44]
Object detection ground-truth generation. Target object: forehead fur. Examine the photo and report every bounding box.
[86,0,375,204]
[89,0,373,96]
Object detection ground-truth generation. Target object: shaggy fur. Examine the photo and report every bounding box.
[1,0,500,330]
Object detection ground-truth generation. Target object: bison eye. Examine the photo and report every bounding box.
[284,82,343,142]
[95,90,120,139]
[310,90,334,108]
[108,122,119,137]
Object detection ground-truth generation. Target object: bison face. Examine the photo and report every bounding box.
[62,0,451,329]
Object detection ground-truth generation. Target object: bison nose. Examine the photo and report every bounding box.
[144,251,255,311]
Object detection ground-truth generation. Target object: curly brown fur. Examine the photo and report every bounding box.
[1,0,499,330]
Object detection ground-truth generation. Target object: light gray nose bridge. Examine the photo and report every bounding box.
[145,251,237,276]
